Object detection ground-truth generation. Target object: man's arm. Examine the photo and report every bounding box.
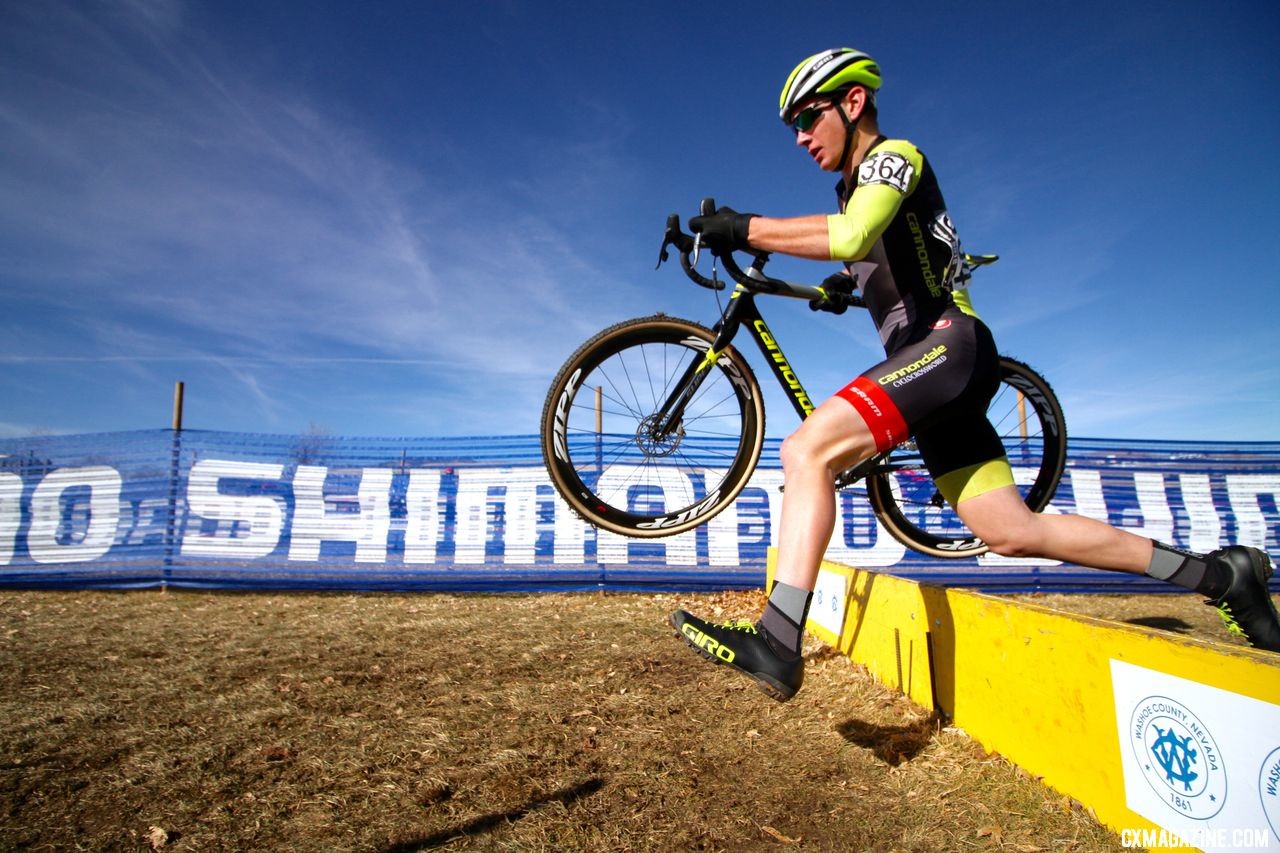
[743,215,832,260]
[749,141,924,261]
[744,179,908,261]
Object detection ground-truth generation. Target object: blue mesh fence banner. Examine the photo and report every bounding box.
[1,430,1277,593]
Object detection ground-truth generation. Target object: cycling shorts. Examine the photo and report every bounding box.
[834,307,1015,505]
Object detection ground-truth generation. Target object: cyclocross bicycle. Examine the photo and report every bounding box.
[540,200,1067,558]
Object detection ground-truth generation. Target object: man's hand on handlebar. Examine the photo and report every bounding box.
[659,201,836,300]
[811,270,855,314]
[688,205,757,255]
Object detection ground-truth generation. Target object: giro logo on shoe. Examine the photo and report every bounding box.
[680,623,736,663]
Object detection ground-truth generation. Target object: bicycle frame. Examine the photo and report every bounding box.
[649,263,825,444]
[716,289,818,419]
[650,209,1002,446]
[541,206,1064,549]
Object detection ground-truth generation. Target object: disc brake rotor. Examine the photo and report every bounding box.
[635,414,684,458]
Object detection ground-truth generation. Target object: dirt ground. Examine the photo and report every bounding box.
[0,586,1257,852]
[1010,589,1271,650]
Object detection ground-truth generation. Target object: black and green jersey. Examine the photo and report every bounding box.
[830,137,972,355]
[828,137,1013,505]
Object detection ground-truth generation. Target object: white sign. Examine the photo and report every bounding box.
[1112,659,1280,851]
[810,567,850,639]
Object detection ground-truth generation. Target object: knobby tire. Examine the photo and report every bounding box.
[540,315,765,538]
[866,356,1068,558]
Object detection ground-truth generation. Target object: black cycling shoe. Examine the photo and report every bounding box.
[669,610,803,701]
[1206,546,1280,653]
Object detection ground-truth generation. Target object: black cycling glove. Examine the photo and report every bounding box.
[688,206,756,253]
[810,270,855,314]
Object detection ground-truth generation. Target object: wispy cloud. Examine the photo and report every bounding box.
[0,0,621,392]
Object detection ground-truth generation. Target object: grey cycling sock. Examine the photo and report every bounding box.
[1147,541,1228,598]
[759,580,812,658]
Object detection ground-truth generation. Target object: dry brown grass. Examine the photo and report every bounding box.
[1010,590,1269,649]
[0,587,1159,852]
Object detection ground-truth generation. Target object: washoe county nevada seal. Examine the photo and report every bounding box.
[1130,695,1227,821]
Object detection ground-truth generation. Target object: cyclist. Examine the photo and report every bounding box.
[671,47,1280,701]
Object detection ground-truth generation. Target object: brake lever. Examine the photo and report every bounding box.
[656,214,679,269]
[655,244,668,269]
[693,197,716,268]
[657,213,701,270]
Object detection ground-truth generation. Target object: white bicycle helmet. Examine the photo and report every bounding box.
[778,48,881,124]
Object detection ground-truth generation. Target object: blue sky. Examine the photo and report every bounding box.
[2,0,1278,442]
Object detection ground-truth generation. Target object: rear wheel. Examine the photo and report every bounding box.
[864,356,1067,558]
[540,315,765,538]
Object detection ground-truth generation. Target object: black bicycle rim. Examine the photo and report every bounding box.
[865,357,1067,558]
[540,316,765,538]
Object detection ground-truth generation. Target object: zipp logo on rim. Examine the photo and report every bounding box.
[552,367,583,463]
[1003,374,1060,437]
[681,337,752,399]
[636,490,723,530]
[936,537,984,552]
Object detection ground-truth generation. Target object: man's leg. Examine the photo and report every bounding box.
[771,396,879,589]
[955,485,1280,651]
[953,484,1152,572]
[670,396,879,700]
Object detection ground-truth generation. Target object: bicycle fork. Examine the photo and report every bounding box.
[646,295,754,444]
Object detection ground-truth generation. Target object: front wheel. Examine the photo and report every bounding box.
[865,356,1068,558]
[540,315,766,538]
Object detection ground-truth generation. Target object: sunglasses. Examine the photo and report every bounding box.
[789,101,835,134]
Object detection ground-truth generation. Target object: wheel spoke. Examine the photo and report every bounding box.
[542,319,762,538]
[866,357,1066,558]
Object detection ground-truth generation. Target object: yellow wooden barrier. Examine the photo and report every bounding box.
[769,552,1280,853]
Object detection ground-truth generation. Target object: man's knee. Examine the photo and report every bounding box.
[975,518,1044,558]
[779,431,821,475]
[779,401,877,479]
[984,533,1040,559]
[959,499,1043,558]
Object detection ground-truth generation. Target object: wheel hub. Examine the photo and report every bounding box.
[636,415,684,457]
